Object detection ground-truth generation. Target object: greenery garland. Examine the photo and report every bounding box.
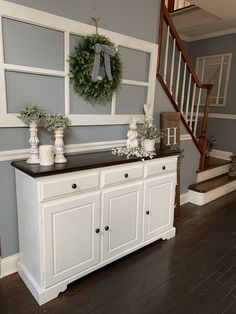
[68,34,122,103]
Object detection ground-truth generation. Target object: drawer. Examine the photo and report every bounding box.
[39,171,99,201]
[144,157,177,178]
[101,163,143,188]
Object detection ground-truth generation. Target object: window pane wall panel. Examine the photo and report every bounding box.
[5,71,65,113]
[119,47,150,82]
[70,85,112,114]
[3,18,64,71]
[116,85,147,114]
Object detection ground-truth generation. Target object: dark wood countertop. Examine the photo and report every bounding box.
[11,148,179,178]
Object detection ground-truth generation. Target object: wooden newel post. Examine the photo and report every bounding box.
[199,84,213,170]
[167,0,175,12]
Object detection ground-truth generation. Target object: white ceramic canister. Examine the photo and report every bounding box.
[39,145,54,166]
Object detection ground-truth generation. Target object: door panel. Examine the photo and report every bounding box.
[144,174,176,242]
[102,183,143,261]
[43,192,100,287]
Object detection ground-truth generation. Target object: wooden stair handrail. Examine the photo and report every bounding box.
[157,0,213,170]
[161,4,212,91]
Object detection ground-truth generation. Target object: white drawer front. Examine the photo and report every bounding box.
[40,172,99,201]
[144,157,177,178]
[101,163,143,188]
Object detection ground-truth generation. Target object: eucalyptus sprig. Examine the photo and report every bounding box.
[43,113,71,131]
[17,104,46,125]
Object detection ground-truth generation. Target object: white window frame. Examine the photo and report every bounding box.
[195,53,232,107]
[0,0,158,127]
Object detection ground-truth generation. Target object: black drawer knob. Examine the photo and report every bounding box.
[146,211,150,215]
[162,166,166,170]
[124,173,129,178]
[72,183,77,189]
[95,228,100,233]
[105,226,109,231]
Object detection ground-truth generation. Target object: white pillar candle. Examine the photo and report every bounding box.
[39,145,54,166]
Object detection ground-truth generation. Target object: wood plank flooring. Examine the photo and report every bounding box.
[0,192,236,314]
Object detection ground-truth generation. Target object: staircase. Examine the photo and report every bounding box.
[188,156,236,205]
[157,0,213,171]
[158,0,235,205]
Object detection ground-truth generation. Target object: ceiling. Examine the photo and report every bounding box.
[172,0,236,41]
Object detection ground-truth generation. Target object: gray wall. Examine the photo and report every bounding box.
[0,0,199,258]
[187,33,236,153]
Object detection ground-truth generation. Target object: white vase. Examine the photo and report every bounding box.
[143,139,156,152]
[54,127,67,163]
[26,121,40,164]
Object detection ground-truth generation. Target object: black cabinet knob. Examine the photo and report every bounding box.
[95,228,100,233]
[162,166,166,170]
[105,226,109,231]
[72,183,77,189]
[146,211,150,215]
[124,173,129,178]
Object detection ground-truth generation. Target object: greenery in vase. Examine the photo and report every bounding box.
[43,113,71,131]
[141,121,162,140]
[17,104,46,125]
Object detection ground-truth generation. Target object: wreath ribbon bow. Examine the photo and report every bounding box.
[92,43,116,82]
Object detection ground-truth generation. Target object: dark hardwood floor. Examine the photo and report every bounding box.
[1,192,236,314]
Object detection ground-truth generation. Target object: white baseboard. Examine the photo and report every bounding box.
[0,254,19,279]
[209,149,232,161]
[180,192,189,205]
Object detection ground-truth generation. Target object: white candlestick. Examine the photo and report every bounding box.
[39,145,54,166]
[27,121,40,164]
[54,128,67,163]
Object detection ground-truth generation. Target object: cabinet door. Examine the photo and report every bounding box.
[43,192,100,287]
[143,174,176,242]
[102,183,143,261]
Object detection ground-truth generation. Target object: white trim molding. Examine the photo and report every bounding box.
[180,192,189,205]
[182,28,236,43]
[0,254,19,279]
[0,135,192,162]
[201,113,236,120]
[0,140,126,162]
[180,134,192,141]
[209,149,232,161]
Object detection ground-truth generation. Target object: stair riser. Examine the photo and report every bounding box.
[189,180,236,206]
[197,164,230,183]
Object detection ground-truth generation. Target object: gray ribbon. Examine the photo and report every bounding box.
[92,43,116,82]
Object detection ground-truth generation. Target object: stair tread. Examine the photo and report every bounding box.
[189,173,236,193]
[197,157,230,173]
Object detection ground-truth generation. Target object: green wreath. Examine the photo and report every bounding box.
[69,34,122,103]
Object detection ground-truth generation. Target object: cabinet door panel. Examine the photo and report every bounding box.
[43,193,100,287]
[144,174,176,242]
[102,183,143,261]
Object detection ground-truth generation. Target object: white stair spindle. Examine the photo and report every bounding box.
[175,51,181,104]
[189,83,196,130]
[185,73,192,121]
[163,25,170,84]
[175,0,179,10]
[180,62,187,113]
[216,55,224,105]
[193,88,202,136]
[170,38,176,95]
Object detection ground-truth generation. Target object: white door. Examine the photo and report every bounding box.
[143,174,176,242]
[102,182,143,261]
[43,192,100,287]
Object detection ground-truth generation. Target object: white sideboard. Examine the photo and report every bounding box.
[13,153,177,305]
